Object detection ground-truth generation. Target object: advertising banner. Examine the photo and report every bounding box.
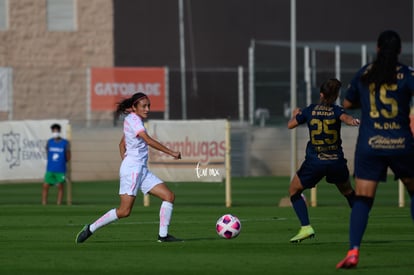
[147,120,228,182]
[90,67,166,111]
[0,120,69,182]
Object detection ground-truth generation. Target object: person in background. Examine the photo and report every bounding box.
[337,30,414,269]
[287,78,359,243]
[42,123,71,205]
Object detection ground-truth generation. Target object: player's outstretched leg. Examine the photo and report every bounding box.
[76,224,93,243]
[150,184,183,242]
[336,248,359,269]
[157,234,182,242]
[75,208,119,244]
[157,201,183,242]
[289,191,315,243]
[290,225,315,243]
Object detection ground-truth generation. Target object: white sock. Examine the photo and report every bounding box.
[159,201,173,237]
[89,208,118,233]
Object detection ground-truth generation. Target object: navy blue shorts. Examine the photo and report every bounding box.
[297,158,350,189]
[354,153,414,182]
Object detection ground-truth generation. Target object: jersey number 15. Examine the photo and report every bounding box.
[369,83,398,119]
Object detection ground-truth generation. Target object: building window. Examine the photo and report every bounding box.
[47,0,77,31]
[0,0,9,30]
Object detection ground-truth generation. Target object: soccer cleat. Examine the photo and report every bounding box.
[157,234,183,242]
[336,248,359,269]
[75,224,93,244]
[290,225,315,243]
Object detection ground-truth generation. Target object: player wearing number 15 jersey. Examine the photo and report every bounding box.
[287,78,360,243]
[337,30,414,269]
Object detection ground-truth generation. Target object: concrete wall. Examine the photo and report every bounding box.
[69,124,359,181]
[71,126,121,182]
[249,125,358,177]
[0,0,114,123]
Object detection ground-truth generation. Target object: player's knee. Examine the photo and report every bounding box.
[289,184,304,197]
[117,208,132,218]
[164,191,175,203]
[288,175,304,196]
[150,184,175,202]
[158,190,175,203]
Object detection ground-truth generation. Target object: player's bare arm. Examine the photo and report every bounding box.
[139,131,181,159]
[287,108,302,129]
[119,135,126,160]
[340,113,360,126]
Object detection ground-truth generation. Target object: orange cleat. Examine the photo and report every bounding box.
[336,248,359,269]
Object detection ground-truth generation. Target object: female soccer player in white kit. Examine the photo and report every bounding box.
[76,92,182,243]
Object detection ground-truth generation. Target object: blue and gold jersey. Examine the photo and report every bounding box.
[346,63,414,155]
[296,104,345,161]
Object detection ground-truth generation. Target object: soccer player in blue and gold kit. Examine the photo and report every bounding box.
[288,78,360,243]
[337,30,414,269]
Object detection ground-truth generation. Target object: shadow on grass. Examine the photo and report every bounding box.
[181,237,221,242]
[364,239,414,244]
[357,263,414,270]
[83,236,220,244]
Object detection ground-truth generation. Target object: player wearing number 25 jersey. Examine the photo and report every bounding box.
[298,103,348,163]
[287,78,360,243]
[337,30,414,269]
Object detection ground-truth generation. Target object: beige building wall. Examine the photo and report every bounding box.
[0,0,114,124]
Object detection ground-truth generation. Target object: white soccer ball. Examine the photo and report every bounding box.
[216,214,241,239]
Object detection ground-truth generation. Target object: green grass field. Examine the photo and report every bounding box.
[1,176,413,274]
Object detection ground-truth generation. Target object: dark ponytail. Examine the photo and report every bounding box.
[320,78,342,105]
[361,30,401,88]
[115,93,148,116]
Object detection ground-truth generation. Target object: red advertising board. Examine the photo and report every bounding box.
[90,67,166,111]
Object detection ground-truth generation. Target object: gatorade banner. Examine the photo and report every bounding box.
[0,120,69,182]
[147,120,228,182]
[90,67,166,111]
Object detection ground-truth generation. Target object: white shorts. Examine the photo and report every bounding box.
[119,160,162,196]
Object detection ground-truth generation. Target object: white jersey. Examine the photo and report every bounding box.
[123,113,148,165]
